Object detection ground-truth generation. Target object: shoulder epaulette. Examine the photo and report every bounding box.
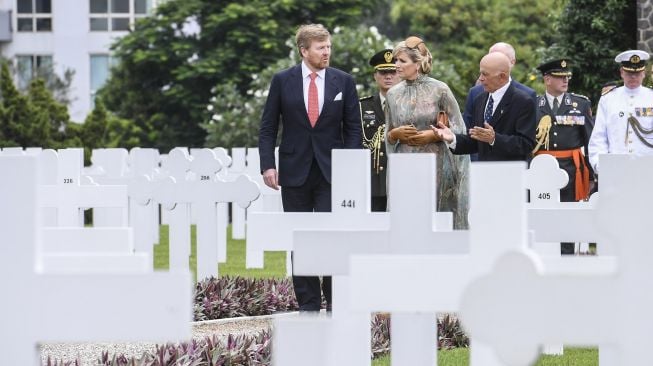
[601,85,618,96]
[570,93,590,101]
[359,95,373,102]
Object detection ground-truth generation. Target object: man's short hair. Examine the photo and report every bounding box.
[295,24,330,51]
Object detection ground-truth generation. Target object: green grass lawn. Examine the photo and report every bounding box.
[153,224,287,280]
[372,347,598,365]
[153,224,599,365]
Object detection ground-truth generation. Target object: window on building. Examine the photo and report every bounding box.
[90,54,119,107]
[89,0,151,32]
[17,0,52,32]
[15,54,53,89]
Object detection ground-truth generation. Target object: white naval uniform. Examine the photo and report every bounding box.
[588,85,653,172]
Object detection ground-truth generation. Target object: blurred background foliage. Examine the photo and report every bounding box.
[0,0,639,151]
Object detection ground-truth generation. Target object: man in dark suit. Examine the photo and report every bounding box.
[258,24,362,312]
[462,42,536,129]
[462,43,536,162]
[434,52,536,161]
[359,49,400,212]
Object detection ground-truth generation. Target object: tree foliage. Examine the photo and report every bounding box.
[100,0,377,152]
[543,0,637,105]
[0,61,140,156]
[390,0,561,100]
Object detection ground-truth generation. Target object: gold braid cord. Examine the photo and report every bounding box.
[532,115,552,153]
[362,124,385,174]
[627,116,653,148]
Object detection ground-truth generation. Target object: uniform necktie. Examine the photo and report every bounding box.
[382,99,388,116]
[308,72,319,127]
[484,94,494,123]
[552,97,559,114]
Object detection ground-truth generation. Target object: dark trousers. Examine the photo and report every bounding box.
[281,159,332,311]
[371,196,387,212]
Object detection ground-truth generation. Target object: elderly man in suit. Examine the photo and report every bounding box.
[462,42,536,161]
[462,42,536,129]
[433,52,536,161]
[258,24,362,312]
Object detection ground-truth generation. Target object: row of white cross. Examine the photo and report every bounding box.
[271,151,646,366]
[1,145,644,365]
[0,154,190,365]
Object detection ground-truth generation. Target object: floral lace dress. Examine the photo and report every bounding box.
[385,74,470,229]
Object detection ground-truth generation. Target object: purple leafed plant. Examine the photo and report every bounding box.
[95,331,272,366]
[194,276,298,320]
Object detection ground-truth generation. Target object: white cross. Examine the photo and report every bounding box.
[0,155,191,365]
[127,147,163,256]
[335,157,522,366]
[245,149,389,270]
[156,148,259,280]
[229,147,248,239]
[85,148,131,226]
[40,148,128,227]
[274,152,471,366]
[460,154,651,365]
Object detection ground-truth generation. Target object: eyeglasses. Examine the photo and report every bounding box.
[377,70,397,75]
[405,36,426,53]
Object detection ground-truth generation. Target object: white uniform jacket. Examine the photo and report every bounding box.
[588,85,653,172]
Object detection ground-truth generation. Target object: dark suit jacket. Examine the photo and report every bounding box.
[258,64,361,187]
[463,80,536,129]
[452,82,536,161]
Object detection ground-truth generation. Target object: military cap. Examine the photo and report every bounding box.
[537,59,572,77]
[615,50,649,72]
[369,49,396,71]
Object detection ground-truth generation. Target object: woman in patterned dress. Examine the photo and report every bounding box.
[385,36,470,229]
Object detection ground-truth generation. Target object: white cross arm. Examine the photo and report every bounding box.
[37,272,192,342]
[528,199,600,243]
[155,175,259,208]
[350,254,472,312]
[40,227,133,253]
[39,184,128,208]
[293,229,468,276]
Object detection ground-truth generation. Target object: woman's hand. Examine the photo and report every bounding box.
[388,125,418,144]
[407,130,442,145]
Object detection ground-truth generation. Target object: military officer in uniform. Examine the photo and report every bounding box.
[533,59,594,255]
[360,49,401,211]
[589,50,653,174]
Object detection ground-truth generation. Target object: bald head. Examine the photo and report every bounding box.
[489,42,516,68]
[482,52,511,74]
[479,52,511,92]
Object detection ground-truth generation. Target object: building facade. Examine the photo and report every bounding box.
[0,0,159,122]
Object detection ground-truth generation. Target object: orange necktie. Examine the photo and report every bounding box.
[308,72,319,127]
